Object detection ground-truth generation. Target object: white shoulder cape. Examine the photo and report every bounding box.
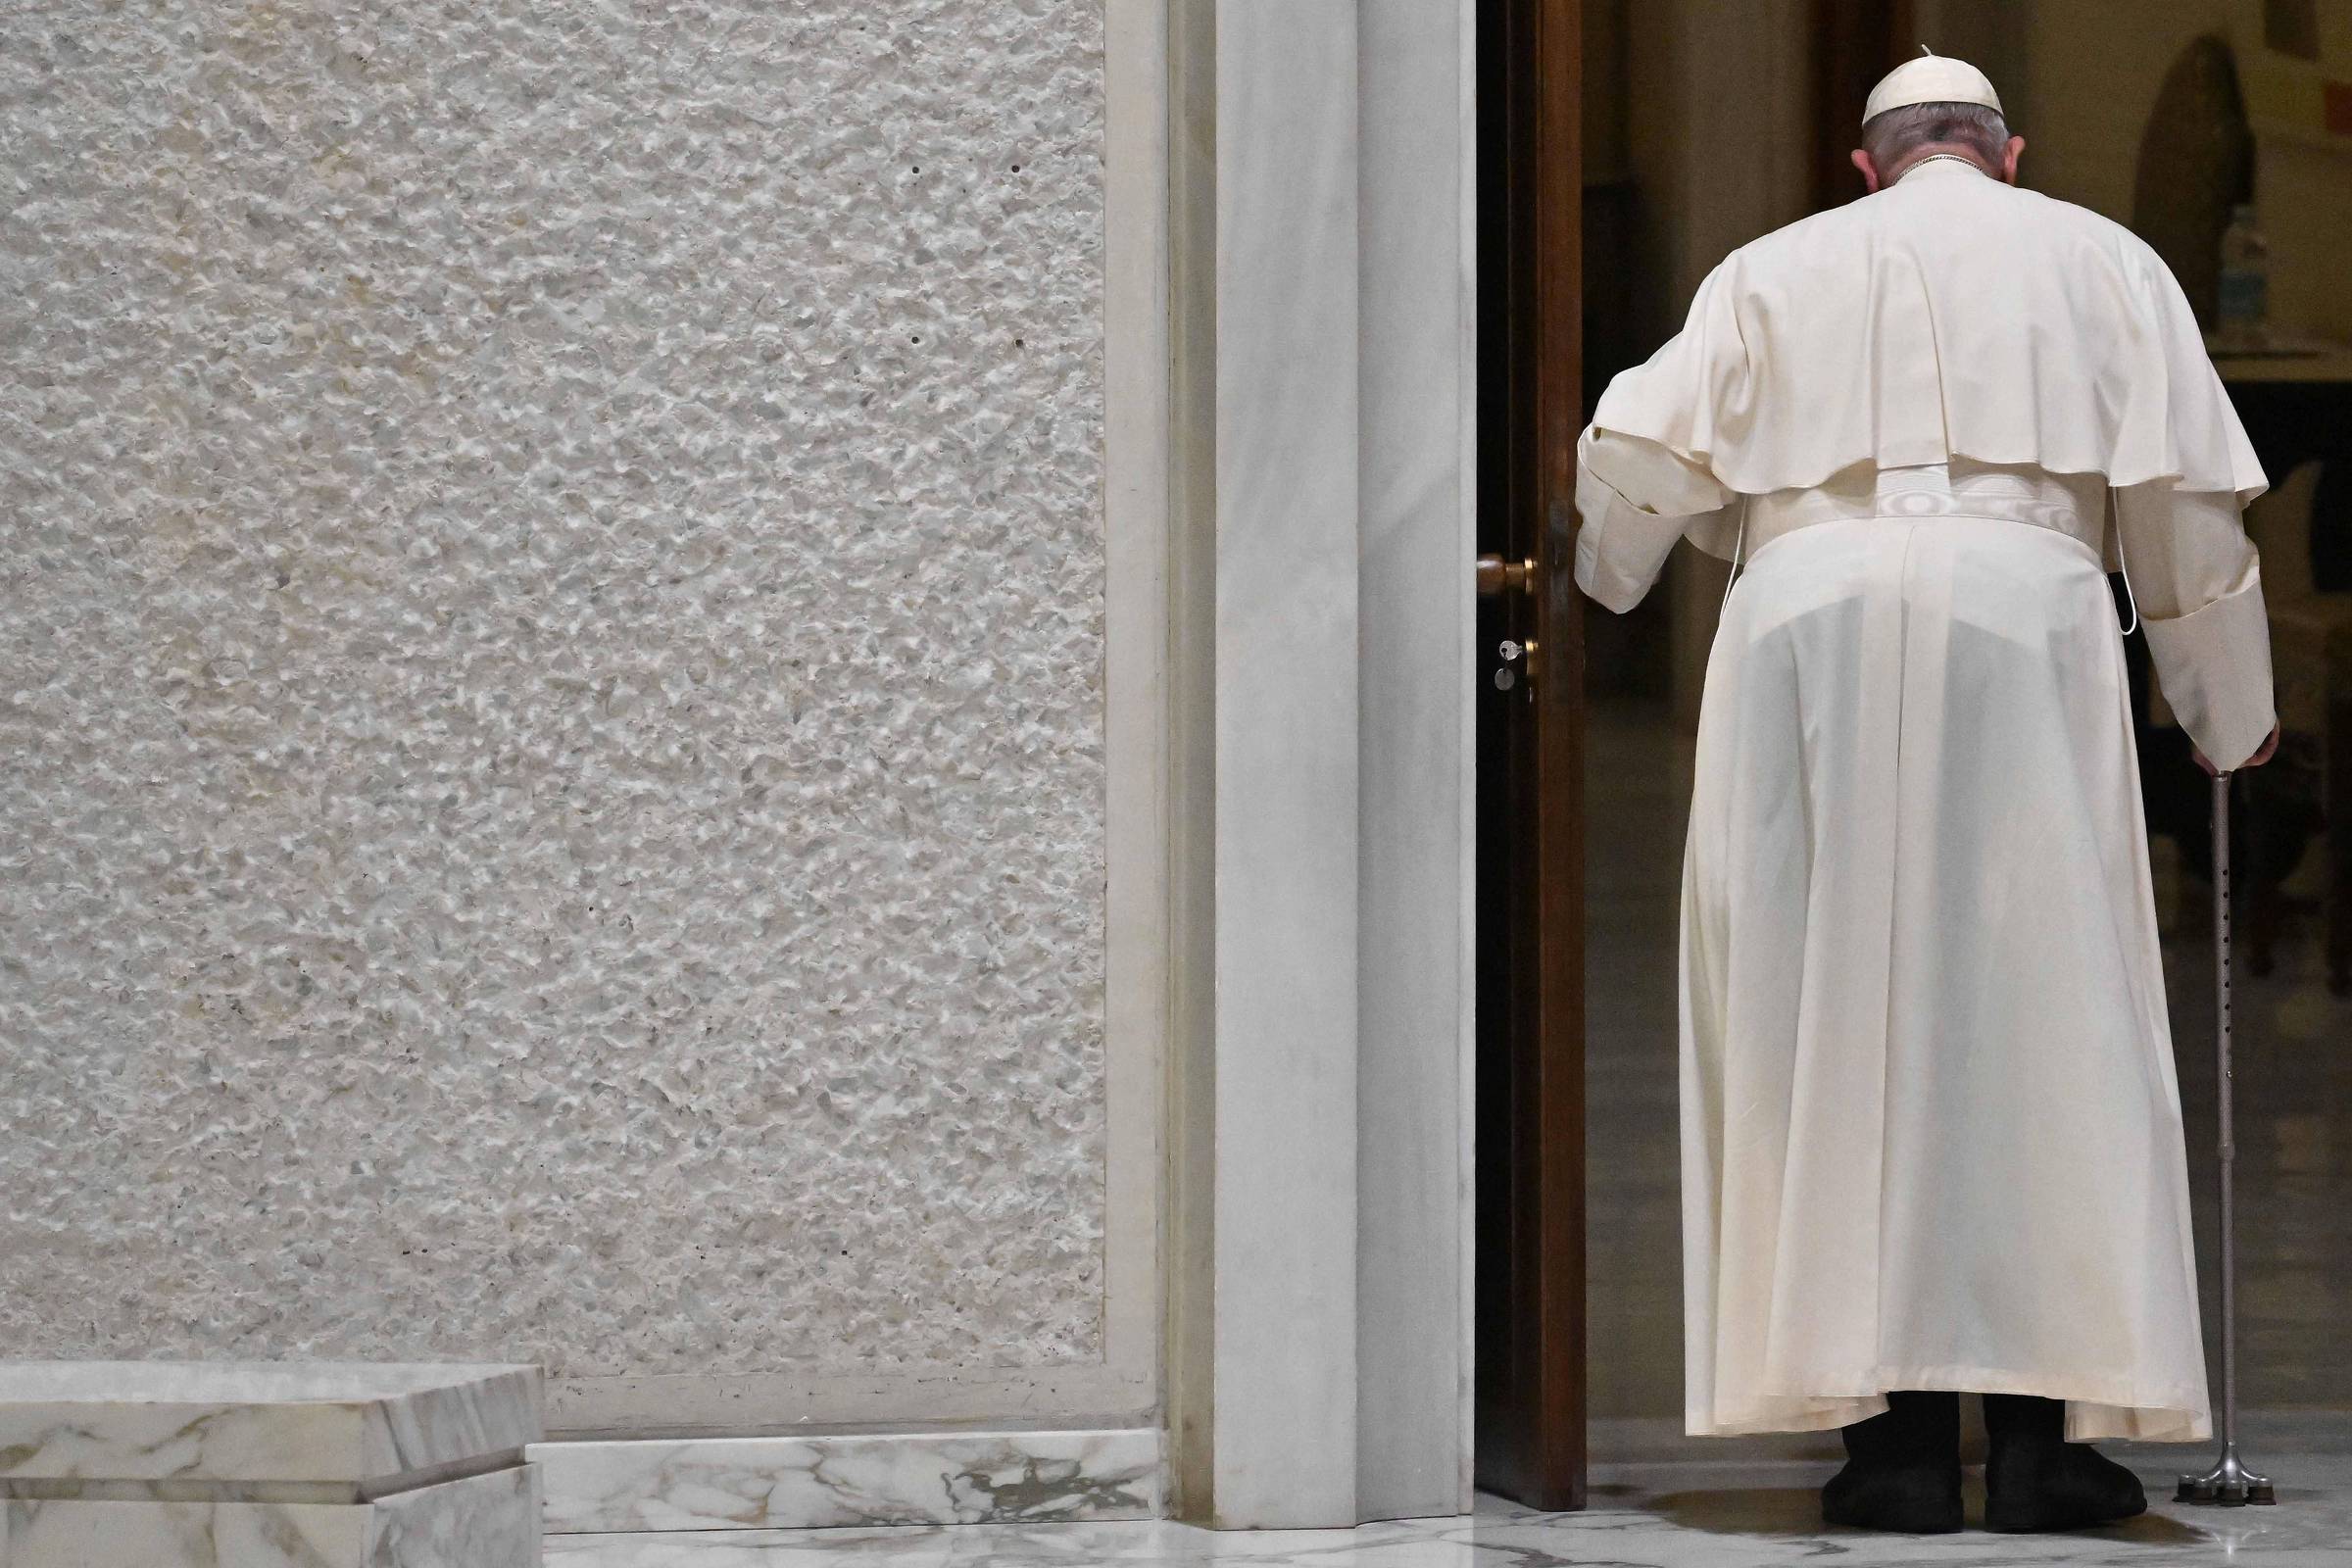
[1589,161,2267,511]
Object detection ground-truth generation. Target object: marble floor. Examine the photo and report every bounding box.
[548,1428,2352,1566]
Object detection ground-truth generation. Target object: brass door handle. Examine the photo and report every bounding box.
[1476,554,1537,596]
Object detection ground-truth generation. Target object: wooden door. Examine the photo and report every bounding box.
[1473,0,1586,1513]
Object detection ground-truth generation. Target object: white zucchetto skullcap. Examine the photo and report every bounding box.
[1863,47,2002,124]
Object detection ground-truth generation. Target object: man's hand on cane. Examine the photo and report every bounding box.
[2193,720,2281,777]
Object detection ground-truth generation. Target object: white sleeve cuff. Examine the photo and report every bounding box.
[1573,463,1685,614]
[2141,563,2277,771]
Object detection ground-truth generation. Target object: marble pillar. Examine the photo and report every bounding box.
[1206,0,1364,1531]
[1165,0,1478,1530]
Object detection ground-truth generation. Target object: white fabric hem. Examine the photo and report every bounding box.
[1689,1363,2212,1445]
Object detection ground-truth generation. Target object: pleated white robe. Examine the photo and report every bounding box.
[1576,156,2279,1445]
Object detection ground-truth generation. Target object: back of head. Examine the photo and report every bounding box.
[1861,100,2011,177]
[1860,50,2011,180]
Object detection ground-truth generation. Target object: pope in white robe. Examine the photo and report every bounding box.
[1575,54,2278,1534]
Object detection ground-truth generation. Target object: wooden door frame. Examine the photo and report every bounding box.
[1473,0,1587,1513]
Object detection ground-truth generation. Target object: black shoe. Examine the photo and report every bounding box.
[1821,1391,1963,1533]
[1983,1393,2148,1532]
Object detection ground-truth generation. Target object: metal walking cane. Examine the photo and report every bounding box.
[2177,769,2278,1507]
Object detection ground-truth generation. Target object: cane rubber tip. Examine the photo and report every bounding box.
[2250,1483,2278,1504]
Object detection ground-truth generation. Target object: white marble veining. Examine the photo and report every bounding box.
[543,1434,2350,1566]
[369,1464,543,1567]
[1,1463,540,1567]
[3,1494,367,1567]
[537,1429,1158,1534]
[0,1362,540,1490]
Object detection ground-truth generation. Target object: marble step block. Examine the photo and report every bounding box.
[537,1427,1161,1534]
[0,1361,543,1568]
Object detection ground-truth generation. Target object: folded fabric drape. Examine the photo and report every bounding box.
[1585,158,2266,505]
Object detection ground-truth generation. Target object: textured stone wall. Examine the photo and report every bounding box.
[0,0,1105,1387]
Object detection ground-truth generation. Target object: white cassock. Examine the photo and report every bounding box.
[1577,155,2278,1445]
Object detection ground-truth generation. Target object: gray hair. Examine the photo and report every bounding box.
[1860,100,2011,173]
